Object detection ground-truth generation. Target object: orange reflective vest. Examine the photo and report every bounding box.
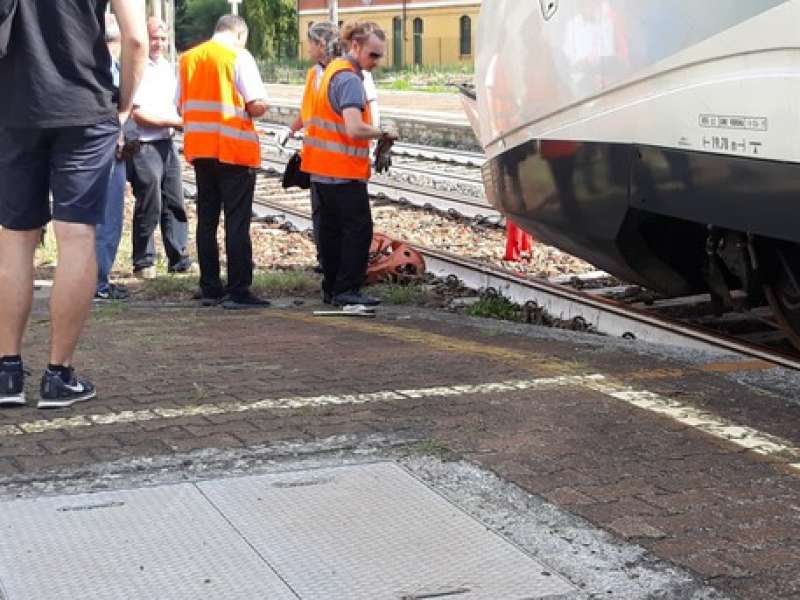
[179,40,260,168]
[302,58,372,181]
[300,65,319,124]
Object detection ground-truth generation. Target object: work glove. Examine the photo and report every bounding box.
[275,127,292,147]
[374,125,398,174]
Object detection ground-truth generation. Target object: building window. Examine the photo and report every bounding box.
[392,16,403,68]
[459,15,471,56]
[413,17,423,66]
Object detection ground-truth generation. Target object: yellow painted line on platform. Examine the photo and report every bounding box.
[0,375,606,438]
[700,360,777,373]
[282,312,576,375]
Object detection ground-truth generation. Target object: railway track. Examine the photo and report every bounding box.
[179,135,800,370]
[178,132,499,223]
[239,176,800,372]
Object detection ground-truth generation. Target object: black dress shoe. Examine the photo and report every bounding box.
[222,292,271,310]
[331,290,380,307]
[192,290,224,306]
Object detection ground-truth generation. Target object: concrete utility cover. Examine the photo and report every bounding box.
[0,462,576,599]
[0,484,297,599]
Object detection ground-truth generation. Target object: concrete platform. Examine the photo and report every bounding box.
[1,299,800,599]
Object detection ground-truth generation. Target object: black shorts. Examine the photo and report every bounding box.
[0,118,119,230]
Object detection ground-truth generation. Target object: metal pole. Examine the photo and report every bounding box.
[164,0,176,64]
[328,0,338,24]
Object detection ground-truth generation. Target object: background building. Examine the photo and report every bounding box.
[297,0,480,68]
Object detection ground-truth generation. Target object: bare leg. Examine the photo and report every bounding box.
[49,221,97,366]
[0,228,40,356]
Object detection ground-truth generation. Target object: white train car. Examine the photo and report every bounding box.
[462,0,800,345]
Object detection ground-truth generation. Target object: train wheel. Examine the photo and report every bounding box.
[762,243,800,350]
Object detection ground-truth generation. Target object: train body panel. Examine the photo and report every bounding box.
[476,1,799,165]
[469,0,800,342]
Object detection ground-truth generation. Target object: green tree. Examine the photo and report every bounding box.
[176,0,228,50]
[242,0,297,61]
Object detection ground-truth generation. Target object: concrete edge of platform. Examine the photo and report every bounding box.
[265,103,480,151]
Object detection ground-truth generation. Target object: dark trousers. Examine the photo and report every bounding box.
[127,139,188,269]
[314,181,372,296]
[193,158,256,298]
[310,184,322,262]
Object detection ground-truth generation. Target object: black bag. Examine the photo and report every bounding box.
[0,0,18,59]
[282,151,311,190]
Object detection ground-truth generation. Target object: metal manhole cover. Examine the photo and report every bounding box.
[0,462,576,599]
[199,462,576,599]
[0,484,296,600]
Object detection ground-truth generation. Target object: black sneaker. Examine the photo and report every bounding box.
[192,290,224,306]
[38,367,96,409]
[0,360,26,406]
[168,258,194,273]
[322,289,333,304]
[222,292,271,310]
[331,290,381,307]
[94,283,129,301]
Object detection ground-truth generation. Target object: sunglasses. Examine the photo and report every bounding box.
[368,52,383,59]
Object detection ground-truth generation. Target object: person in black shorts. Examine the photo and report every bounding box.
[0,0,147,408]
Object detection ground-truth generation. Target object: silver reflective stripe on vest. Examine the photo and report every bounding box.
[304,136,370,158]
[183,100,251,121]
[307,116,348,135]
[185,122,259,143]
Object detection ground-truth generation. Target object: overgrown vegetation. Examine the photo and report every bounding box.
[371,281,429,305]
[464,290,523,322]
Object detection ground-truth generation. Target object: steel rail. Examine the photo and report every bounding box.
[258,154,500,222]
[250,196,800,372]
[257,123,485,167]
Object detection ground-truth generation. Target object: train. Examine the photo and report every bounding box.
[460,0,800,348]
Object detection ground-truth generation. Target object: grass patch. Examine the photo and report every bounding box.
[407,440,456,461]
[93,301,130,320]
[464,291,522,322]
[134,274,197,300]
[252,269,319,295]
[370,282,429,305]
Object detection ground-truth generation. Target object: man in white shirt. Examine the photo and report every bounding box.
[127,17,190,279]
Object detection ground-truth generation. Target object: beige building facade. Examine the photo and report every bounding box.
[297,0,481,68]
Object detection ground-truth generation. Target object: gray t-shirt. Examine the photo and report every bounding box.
[311,67,369,184]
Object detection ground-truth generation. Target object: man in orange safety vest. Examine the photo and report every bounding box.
[178,15,270,309]
[302,21,398,307]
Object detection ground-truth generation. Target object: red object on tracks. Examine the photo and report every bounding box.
[366,233,426,284]
[504,221,533,261]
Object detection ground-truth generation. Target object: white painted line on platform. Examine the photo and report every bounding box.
[3,374,799,474]
[1,375,605,437]
[583,379,800,469]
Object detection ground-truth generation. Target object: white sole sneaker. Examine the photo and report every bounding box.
[0,392,26,406]
[37,389,96,409]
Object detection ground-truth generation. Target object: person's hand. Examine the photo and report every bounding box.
[379,123,399,142]
[275,127,292,147]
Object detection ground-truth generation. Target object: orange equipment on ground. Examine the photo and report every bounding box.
[366,233,426,284]
[504,220,533,261]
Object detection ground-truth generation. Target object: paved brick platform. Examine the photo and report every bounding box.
[2,301,800,598]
